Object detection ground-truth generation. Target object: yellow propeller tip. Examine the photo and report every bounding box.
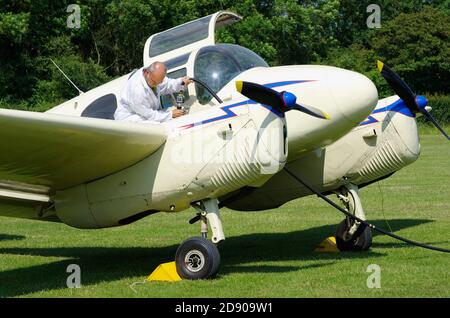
[324,112,331,120]
[235,81,243,92]
[377,60,384,72]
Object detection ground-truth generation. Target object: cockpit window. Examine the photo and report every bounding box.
[194,44,268,104]
[149,15,212,57]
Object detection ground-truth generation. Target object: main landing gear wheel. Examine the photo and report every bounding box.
[175,237,221,280]
[335,218,372,251]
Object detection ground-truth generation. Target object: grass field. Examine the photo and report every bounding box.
[0,131,449,298]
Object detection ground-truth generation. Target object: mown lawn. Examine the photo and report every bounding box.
[0,132,449,298]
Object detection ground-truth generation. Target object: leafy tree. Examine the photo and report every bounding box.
[32,55,110,104]
[319,44,391,97]
[217,0,340,65]
[370,6,450,94]
[217,3,278,64]
[0,0,448,115]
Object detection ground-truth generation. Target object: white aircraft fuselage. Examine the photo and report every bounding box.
[49,64,379,228]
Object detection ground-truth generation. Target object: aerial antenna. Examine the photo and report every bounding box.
[49,58,84,95]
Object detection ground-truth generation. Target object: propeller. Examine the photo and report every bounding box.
[235,81,330,120]
[377,60,449,140]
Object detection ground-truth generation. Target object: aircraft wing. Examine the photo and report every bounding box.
[0,108,166,194]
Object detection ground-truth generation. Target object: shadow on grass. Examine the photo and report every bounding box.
[0,218,431,297]
[0,234,25,241]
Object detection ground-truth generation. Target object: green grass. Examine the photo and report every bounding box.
[0,133,449,298]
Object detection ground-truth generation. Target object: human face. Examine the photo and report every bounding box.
[144,69,165,88]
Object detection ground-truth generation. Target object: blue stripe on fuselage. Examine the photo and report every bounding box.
[359,98,415,126]
[179,80,312,129]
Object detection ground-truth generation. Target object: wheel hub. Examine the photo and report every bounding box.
[185,249,205,272]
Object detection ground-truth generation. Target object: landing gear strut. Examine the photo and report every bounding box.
[335,184,372,251]
[175,198,224,279]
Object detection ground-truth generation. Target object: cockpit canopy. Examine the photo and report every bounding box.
[193,44,268,104]
[143,11,242,67]
[143,12,269,107]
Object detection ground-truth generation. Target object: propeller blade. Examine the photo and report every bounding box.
[235,81,329,119]
[377,60,419,113]
[377,61,449,140]
[235,81,285,109]
[422,110,450,141]
[291,103,330,120]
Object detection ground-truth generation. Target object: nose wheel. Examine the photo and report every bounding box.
[335,183,372,251]
[335,218,372,251]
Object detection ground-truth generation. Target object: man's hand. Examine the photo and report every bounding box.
[172,109,185,118]
[181,76,193,86]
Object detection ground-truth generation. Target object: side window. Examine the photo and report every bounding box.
[160,68,189,109]
[81,94,117,119]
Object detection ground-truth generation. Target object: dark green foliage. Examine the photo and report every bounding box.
[417,94,450,126]
[0,0,449,118]
[369,7,450,95]
[318,44,392,98]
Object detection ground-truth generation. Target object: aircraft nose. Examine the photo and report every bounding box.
[329,70,378,125]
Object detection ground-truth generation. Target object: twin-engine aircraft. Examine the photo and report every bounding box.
[0,12,448,279]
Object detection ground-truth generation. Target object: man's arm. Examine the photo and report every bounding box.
[159,76,192,96]
[159,76,184,96]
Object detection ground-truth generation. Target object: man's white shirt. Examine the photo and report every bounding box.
[114,67,184,123]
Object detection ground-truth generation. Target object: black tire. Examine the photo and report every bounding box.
[335,219,372,251]
[175,237,221,280]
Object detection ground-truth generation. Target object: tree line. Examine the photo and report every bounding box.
[0,0,449,122]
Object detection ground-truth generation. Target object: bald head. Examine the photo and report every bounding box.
[146,61,167,74]
[143,61,167,88]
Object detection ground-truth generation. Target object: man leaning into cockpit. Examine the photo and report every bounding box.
[114,61,193,123]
